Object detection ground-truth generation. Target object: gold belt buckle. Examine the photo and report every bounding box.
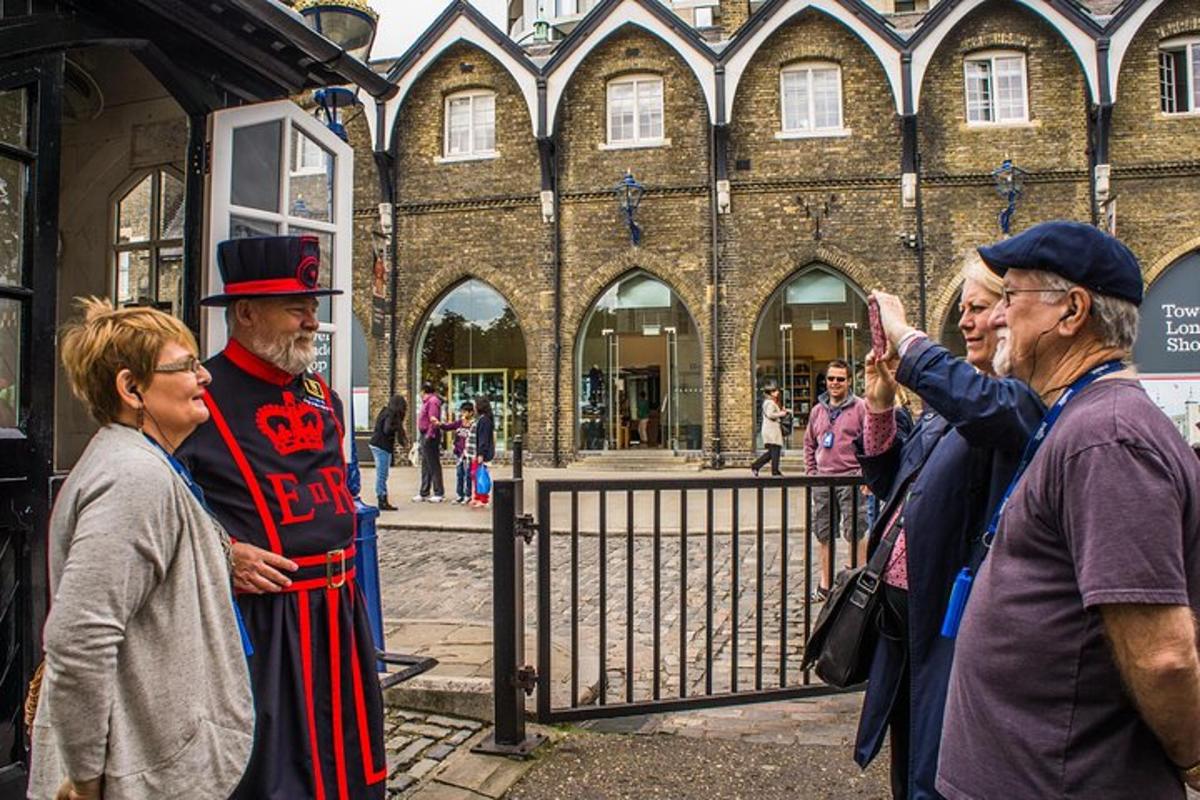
[325,548,347,588]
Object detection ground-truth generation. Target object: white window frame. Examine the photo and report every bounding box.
[291,128,327,176]
[963,50,1029,126]
[776,61,850,139]
[440,89,497,162]
[604,74,666,149]
[109,166,185,314]
[1159,36,1200,116]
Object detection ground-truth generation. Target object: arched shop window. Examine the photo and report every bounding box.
[415,279,527,452]
[752,265,868,448]
[1134,251,1200,446]
[939,289,967,358]
[576,272,703,452]
[112,167,184,315]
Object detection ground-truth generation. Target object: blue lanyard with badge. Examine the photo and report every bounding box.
[940,360,1125,639]
[145,435,254,657]
[822,404,846,449]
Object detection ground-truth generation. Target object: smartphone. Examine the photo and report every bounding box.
[868,296,887,357]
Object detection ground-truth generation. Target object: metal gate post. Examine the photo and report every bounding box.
[473,478,545,757]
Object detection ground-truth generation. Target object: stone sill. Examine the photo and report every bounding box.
[774,128,852,140]
[434,152,499,165]
[1159,111,1200,120]
[598,138,671,151]
[960,120,1040,132]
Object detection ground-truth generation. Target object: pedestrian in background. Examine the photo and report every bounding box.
[30,298,253,800]
[441,400,475,504]
[804,359,867,600]
[469,395,495,508]
[414,381,445,503]
[369,393,406,511]
[933,221,1200,799]
[854,256,1042,799]
[750,379,789,476]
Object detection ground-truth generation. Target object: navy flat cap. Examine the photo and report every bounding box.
[977,220,1143,306]
[201,235,342,307]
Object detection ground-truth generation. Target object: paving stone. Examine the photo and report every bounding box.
[445,729,473,746]
[387,773,415,795]
[388,733,416,752]
[394,736,434,766]
[407,757,440,780]
[425,743,455,761]
[399,722,454,738]
[425,714,478,730]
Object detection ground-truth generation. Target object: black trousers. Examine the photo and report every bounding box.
[751,443,782,475]
[419,436,444,497]
[882,583,911,800]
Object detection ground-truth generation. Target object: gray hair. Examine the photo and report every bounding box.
[1030,270,1140,352]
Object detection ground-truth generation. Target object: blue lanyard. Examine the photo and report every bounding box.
[145,435,254,657]
[941,360,1125,638]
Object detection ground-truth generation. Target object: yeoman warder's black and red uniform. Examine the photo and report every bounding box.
[178,235,385,799]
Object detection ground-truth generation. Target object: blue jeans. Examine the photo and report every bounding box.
[455,459,470,500]
[369,445,392,500]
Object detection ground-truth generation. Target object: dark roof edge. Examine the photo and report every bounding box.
[229,0,396,98]
[1102,0,1152,34]
[385,0,538,84]
[541,0,719,75]
[906,0,1102,49]
[721,0,906,63]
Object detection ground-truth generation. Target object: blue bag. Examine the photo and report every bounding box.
[475,463,492,495]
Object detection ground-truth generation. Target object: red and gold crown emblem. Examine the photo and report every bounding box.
[256,393,325,456]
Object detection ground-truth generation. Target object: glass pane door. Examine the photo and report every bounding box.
[206,101,353,440]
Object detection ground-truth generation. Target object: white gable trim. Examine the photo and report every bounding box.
[1107,0,1169,101]
[379,15,540,152]
[910,0,1100,110]
[724,0,904,118]
[545,1,718,133]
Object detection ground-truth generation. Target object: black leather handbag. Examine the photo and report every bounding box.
[801,508,904,688]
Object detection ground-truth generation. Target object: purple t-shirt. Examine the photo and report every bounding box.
[938,379,1200,800]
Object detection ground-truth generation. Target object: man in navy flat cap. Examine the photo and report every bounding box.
[177,235,387,800]
[929,221,1200,799]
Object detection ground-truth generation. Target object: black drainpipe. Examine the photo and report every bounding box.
[710,122,727,468]
[538,130,561,467]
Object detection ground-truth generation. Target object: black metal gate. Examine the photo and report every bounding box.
[482,466,868,745]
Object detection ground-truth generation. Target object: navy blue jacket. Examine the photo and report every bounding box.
[854,338,1044,799]
[475,413,495,462]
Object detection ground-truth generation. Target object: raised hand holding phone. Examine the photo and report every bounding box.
[868,296,888,359]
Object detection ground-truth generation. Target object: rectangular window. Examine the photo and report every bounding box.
[1159,43,1200,113]
[693,6,714,27]
[445,92,496,158]
[965,53,1027,124]
[607,76,664,145]
[780,65,842,133]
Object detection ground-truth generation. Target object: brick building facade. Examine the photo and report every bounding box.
[353,0,1200,464]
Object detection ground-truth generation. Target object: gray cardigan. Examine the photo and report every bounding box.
[29,425,254,799]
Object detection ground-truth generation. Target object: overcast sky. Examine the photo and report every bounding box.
[371,0,509,61]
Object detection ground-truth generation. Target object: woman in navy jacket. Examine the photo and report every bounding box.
[854,261,1044,799]
[469,395,496,507]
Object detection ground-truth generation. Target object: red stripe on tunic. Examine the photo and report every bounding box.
[349,591,388,784]
[202,392,283,555]
[327,588,350,800]
[298,591,327,800]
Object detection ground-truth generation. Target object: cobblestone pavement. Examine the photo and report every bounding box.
[382,706,484,797]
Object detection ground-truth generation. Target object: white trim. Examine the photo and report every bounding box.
[434,151,501,163]
[605,73,665,145]
[545,0,718,132]
[774,128,851,139]
[598,137,671,150]
[1108,0,1169,101]
[724,0,904,119]
[910,0,1100,109]
[962,50,1029,125]
[779,61,844,135]
[205,100,354,451]
[382,14,540,151]
[1157,38,1200,115]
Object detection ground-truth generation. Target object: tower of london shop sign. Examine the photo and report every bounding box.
[1134,252,1200,374]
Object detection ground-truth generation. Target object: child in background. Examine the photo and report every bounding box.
[441,401,475,504]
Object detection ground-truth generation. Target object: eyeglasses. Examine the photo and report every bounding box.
[154,355,203,374]
[826,376,847,383]
[1001,287,1069,307]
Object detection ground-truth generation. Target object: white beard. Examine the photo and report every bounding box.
[249,330,316,375]
[992,334,1012,377]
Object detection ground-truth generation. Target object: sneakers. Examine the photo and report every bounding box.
[427,495,445,504]
[412,495,426,503]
